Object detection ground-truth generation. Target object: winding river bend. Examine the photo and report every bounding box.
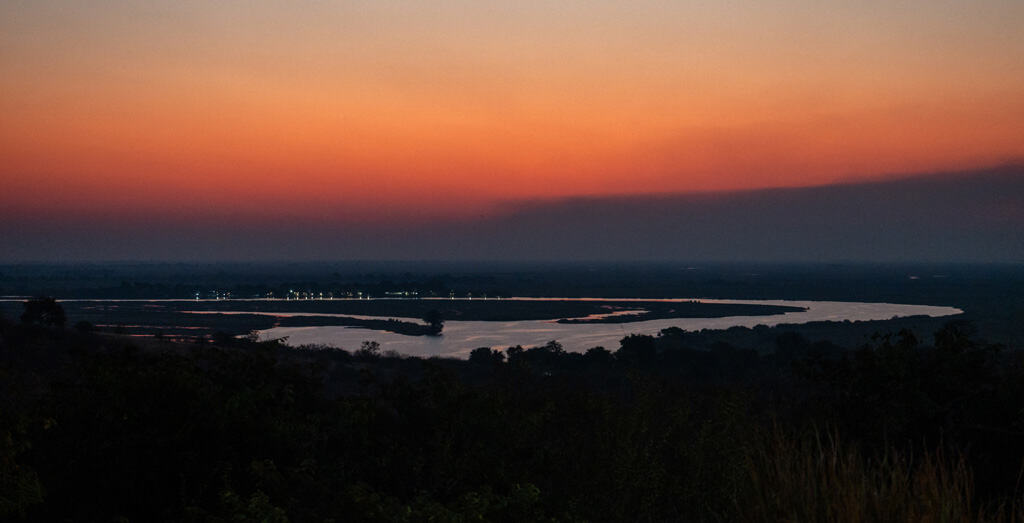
[255,298,962,358]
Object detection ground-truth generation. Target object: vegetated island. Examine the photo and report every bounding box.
[555,300,805,323]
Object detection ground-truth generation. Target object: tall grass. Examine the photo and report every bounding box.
[737,427,1024,522]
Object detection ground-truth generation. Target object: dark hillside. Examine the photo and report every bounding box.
[2,308,1024,521]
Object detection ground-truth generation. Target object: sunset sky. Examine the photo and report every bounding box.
[2,1,1023,259]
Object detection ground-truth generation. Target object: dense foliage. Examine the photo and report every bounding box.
[2,306,1023,521]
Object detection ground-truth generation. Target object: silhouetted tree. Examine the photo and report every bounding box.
[543,340,564,354]
[506,345,525,366]
[20,297,65,328]
[356,340,381,358]
[583,346,613,366]
[934,320,978,354]
[469,347,505,365]
[616,334,656,366]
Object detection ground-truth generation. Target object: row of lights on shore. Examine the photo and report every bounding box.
[283,290,347,300]
[194,291,232,301]
[191,290,498,300]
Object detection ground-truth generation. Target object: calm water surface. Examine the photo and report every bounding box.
[254,298,962,358]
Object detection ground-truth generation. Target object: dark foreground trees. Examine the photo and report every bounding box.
[1,316,1023,521]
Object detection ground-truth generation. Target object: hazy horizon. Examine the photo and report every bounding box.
[3,165,1021,263]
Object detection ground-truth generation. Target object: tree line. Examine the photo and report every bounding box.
[1,298,1023,521]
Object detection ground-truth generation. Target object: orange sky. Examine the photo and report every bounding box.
[2,1,1023,223]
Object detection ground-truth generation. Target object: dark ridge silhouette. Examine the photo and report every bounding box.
[437,164,1024,262]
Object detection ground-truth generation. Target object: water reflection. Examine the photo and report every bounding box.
[255,299,962,358]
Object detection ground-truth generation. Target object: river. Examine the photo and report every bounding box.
[253,298,962,358]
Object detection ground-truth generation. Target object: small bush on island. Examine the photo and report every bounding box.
[422,309,445,335]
